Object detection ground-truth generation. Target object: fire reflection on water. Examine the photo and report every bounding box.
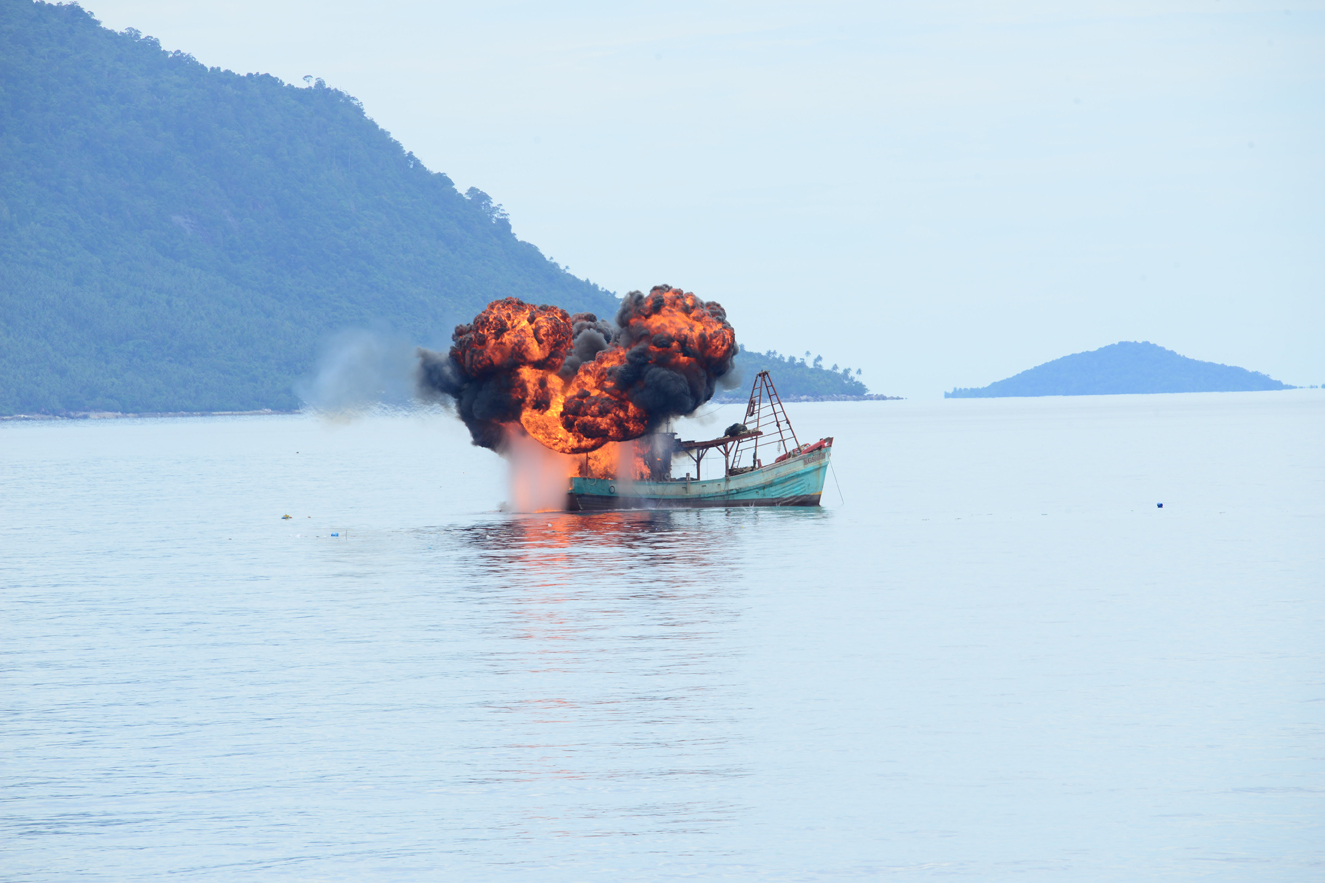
[440,510,750,837]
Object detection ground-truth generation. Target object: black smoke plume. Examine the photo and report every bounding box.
[416,285,738,453]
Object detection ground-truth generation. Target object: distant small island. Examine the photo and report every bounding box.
[946,341,1291,399]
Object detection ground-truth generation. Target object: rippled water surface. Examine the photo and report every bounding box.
[3,393,1323,880]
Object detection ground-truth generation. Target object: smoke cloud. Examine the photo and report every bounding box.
[416,285,737,454]
[297,328,418,416]
[502,430,576,513]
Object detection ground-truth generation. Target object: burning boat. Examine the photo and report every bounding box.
[567,370,832,509]
[416,286,834,511]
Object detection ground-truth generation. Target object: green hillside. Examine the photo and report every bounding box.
[946,341,1290,398]
[0,0,616,415]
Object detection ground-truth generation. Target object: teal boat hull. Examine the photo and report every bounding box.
[567,445,831,510]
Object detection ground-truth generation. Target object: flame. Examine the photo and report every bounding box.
[452,298,570,376]
[581,444,619,479]
[569,440,652,480]
[625,441,651,480]
[447,287,735,456]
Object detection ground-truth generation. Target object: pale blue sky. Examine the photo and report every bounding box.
[84,1,1324,396]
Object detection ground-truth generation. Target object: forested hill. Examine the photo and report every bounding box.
[0,0,616,415]
[946,341,1290,398]
[717,346,890,401]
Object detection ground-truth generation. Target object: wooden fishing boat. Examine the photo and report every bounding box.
[566,371,833,510]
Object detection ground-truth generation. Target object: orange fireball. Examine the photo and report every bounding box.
[420,285,736,455]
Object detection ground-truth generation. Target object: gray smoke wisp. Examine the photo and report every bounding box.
[297,328,419,417]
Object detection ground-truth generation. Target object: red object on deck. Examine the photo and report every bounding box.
[774,436,833,464]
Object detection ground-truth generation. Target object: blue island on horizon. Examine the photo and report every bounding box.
[947,341,1291,399]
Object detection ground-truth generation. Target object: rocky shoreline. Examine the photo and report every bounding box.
[711,393,902,404]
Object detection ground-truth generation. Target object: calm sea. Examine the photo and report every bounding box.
[2,393,1322,881]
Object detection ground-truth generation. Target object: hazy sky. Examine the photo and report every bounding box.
[83,0,1323,396]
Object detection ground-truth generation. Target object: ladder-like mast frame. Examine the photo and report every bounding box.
[731,370,800,472]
